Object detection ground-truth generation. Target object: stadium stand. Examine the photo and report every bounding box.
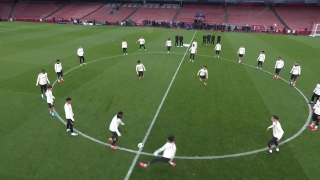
[129,4,178,24]
[175,5,224,24]
[0,1,14,20]
[49,3,102,20]
[226,6,283,30]
[83,3,138,23]
[274,7,320,31]
[12,2,65,19]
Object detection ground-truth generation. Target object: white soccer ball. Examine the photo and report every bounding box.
[138,143,144,148]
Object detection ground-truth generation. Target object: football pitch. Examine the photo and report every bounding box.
[1,22,320,180]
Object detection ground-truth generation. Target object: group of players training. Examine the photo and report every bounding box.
[35,32,320,167]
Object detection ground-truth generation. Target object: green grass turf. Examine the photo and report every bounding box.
[0,22,320,180]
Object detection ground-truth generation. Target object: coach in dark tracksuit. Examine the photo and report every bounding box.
[206,34,211,45]
[202,34,206,45]
[175,35,179,47]
[179,35,183,47]
[217,34,221,43]
[211,35,215,45]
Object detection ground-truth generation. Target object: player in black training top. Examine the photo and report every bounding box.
[206,34,211,45]
[202,34,206,45]
[179,35,183,47]
[217,34,221,43]
[175,35,179,47]
[211,34,215,46]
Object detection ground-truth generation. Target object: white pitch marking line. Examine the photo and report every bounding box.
[52,51,311,160]
[124,31,197,180]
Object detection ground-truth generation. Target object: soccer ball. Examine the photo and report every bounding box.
[138,143,144,148]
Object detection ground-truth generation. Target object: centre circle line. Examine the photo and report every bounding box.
[52,51,311,159]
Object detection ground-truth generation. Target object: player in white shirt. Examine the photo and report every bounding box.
[214,42,221,58]
[307,100,320,131]
[64,97,78,136]
[45,85,56,116]
[289,62,301,87]
[136,37,146,51]
[165,38,172,54]
[77,46,86,66]
[36,69,50,99]
[197,66,208,85]
[256,51,266,70]
[192,39,198,49]
[139,135,176,168]
[273,57,284,79]
[54,59,64,83]
[237,45,245,63]
[108,111,125,150]
[122,39,128,55]
[309,82,320,104]
[189,44,197,62]
[136,61,146,80]
[266,115,284,154]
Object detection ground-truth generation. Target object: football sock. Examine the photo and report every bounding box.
[41,94,44,98]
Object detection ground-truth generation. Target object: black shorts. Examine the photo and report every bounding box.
[291,74,298,80]
[48,103,54,108]
[40,84,47,91]
[139,44,145,49]
[216,50,220,54]
[258,61,263,66]
[312,113,320,122]
[56,71,63,77]
[111,131,118,137]
[239,54,243,57]
[200,76,206,79]
[138,71,144,77]
[275,68,281,74]
[167,46,171,51]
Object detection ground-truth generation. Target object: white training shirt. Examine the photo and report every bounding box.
[290,65,301,75]
[268,121,284,139]
[36,73,50,86]
[192,41,198,49]
[45,90,54,104]
[214,44,221,51]
[313,83,320,95]
[138,38,145,45]
[122,41,127,48]
[198,68,208,78]
[275,60,284,69]
[257,53,266,62]
[77,48,84,56]
[237,47,245,55]
[189,46,196,54]
[313,100,320,115]
[64,103,74,121]
[136,64,146,73]
[166,40,172,47]
[154,142,177,160]
[109,115,124,136]
[54,63,62,73]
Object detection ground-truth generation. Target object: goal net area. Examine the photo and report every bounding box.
[309,23,320,37]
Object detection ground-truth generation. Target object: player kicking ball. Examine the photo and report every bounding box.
[266,115,284,154]
[197,66,208,85]
[139,135,176,168]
